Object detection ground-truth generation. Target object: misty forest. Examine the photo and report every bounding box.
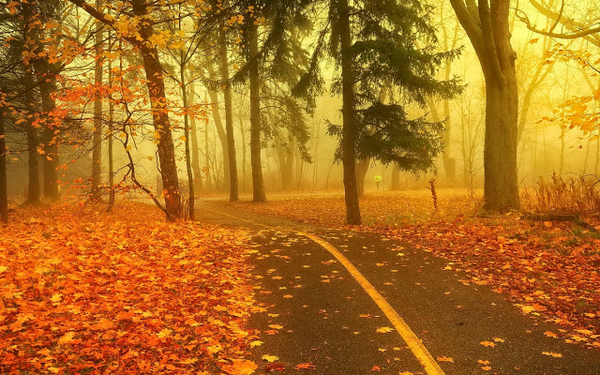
[2,0,600,374]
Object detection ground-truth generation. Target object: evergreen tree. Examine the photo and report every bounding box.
[233,0,314,201]
[301,0,462,224]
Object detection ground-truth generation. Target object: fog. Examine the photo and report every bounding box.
[2,0,599,209]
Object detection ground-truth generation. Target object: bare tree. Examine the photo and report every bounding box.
[70,0,183,221]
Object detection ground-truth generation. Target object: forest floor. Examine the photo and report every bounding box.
[0,202,261,375]
[228,188,600,350]
[2,189,600,374]
[197,191,600,374]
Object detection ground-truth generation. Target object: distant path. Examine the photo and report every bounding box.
[197,200,600,375]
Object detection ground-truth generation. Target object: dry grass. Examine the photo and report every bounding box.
[522,173,600,217]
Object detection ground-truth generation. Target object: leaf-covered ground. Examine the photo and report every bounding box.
[232,189,600,349]
[0,203,261,375]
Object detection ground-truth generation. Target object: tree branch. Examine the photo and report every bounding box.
[521,0,600,47]
[67,0,142,48]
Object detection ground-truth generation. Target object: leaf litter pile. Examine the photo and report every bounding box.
[233,189,600,349]
[0,203,261,375]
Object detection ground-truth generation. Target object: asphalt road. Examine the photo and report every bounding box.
[197,201,600,375]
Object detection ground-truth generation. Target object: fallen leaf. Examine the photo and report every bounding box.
[262,354,279,363]
[265,363,286,371]
[57,331,76,345]
[250,340,263,348]
[222,359,257,375]
[206,344,222,354]
[50,293,63,303]
[542,352,563,358]
[295,362,316,370]
[376,327,394,333]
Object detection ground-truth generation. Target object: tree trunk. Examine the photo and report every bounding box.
[583,135,591,174]
[69,0,182,219]
[90,0,104,201]
[427,98,455,182]
[517,47,552,143]
[338,0,361,224]
[450,0,520,212]
[24,74,40,204]
[132,0,181,221]
[204,97,212,191]
[239,114,248,191]
[441,19,458,183]
[274,134,287,190]
[180,50,195,220]
[27,124,40,204]
[559,127,565,175]
[188,84,203,193]
[206,66,230,192]
[39,78,60,201]
[355,158,369,197]
[108,35,118,211]
[0,112,7,224]
[442,92,456,182]
[483,80,519,210]
[276,133,295,191]
[219,27,239,201]
[108,66,115,211]
[391,163,400,190]
[249,19,266,202]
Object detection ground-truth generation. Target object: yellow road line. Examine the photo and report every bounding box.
[298,231,445,375]
[201,206,445,375]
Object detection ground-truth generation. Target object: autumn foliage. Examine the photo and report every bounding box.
[0,203,260,374]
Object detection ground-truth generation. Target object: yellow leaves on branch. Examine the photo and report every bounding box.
[148,29,172,50]
[0,203,257,374]
[227,14,245,26]
[113,15,141,40]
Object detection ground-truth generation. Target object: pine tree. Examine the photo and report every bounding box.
[233,0,314,201]
[302,0,462,224]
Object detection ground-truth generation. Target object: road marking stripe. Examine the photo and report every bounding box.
[298,231,445,375]
[201,207,444,375]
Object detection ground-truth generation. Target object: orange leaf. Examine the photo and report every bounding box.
[295,362,316,370]
[222,359,257,375]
